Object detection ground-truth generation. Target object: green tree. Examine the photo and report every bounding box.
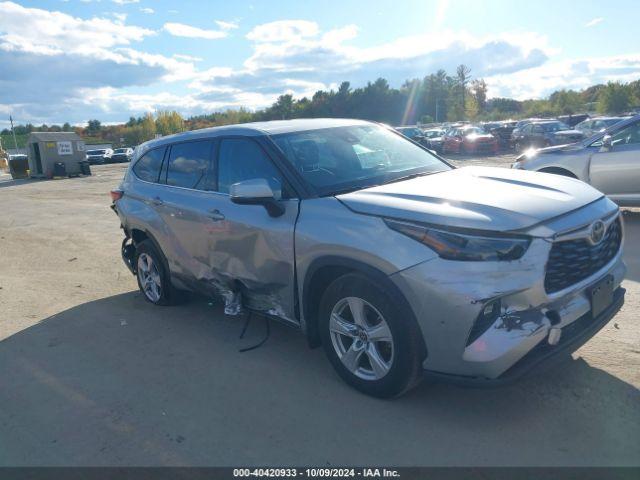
[87,119,101,134]
[470,79,487,114]
[140,113,156,141]
[549,89,582,114]
[597,82,633,114]
[155,110,184,136]
[456,64,472,118]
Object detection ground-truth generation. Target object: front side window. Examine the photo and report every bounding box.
[166,141,213,190]
[272,124,449,195]
[133,147,165,183]
[217,138,285,194]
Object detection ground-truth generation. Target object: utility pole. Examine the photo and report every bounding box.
[9,115,18,151]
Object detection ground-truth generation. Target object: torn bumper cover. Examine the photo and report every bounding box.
[391,237,626,383]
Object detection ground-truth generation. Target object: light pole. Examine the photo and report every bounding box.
[9,115,18,151]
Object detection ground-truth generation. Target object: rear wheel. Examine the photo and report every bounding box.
[135,240,182,305]
[319,273,424,398]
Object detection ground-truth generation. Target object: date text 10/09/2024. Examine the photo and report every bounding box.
[233,468,401,478]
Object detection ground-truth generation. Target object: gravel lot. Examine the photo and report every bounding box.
[0,157,638,467]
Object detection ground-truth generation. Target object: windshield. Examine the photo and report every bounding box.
[272,125,450,195]
[114,148,128,153]
[424,130,443,138]
[397,127,420,137]
[87,150,105,155]
[462,127,486,136]
[541,122,570,132]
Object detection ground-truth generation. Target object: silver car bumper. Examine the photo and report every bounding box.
[390,236,626,382]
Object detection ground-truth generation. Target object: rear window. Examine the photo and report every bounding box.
[133,147,165,183]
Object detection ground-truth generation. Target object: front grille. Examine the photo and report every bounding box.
[544,217,622,293]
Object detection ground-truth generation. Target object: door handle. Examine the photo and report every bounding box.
[208,209,225,221]
[151,196,164,206]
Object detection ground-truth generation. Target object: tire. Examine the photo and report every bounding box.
[135,240,182,306]
[319,273,424,398]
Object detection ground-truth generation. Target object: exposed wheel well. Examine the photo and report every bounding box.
[130,228,149,245]
[537,167,578,178]
[304,265,353,348]
[302,258,427,360]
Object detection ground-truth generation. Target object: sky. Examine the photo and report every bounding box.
[1,0,639,128]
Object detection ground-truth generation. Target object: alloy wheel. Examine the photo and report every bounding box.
[329,297,394,380]
[137,253,162,302]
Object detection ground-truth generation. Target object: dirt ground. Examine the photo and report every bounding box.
[0,159,638,467]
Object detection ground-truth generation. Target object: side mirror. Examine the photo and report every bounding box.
[230,178,285,217]
[601,134,613,149]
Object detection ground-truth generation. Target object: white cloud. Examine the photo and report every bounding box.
[585,17,603,27]
[246,20,319,42]
[215,20,238,31]
[486,54,640,99]
[0,2,153,55]
[140,7,154,14]
[0,1,196,125]
[112,0,139,5]
[173,53,204,62]
[163,22,227,39]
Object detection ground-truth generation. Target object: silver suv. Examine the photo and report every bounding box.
[112,119,626,398]
[512,114,640,207]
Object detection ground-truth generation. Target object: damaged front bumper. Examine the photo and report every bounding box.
[391,236,626,383]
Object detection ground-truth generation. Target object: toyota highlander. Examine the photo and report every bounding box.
[111,119,625,398]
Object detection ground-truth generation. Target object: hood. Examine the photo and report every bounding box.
[336,166,603,232]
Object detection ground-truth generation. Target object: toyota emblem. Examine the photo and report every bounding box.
[589,220,606,245]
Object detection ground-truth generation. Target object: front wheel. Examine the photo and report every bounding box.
[319,273,424,398]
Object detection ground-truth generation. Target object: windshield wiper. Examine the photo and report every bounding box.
[381,170,440,185]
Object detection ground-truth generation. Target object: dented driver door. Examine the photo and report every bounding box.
[201,136,300,323]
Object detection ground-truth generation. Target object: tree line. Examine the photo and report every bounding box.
[3,66,639,147]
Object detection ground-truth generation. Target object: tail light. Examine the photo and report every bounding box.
[110,189,124,202]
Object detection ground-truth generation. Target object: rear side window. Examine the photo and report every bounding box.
[133,147,165,183]
[166,141,214,190]
[217,138,284,194]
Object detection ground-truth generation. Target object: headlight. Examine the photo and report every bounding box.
[385,219,531,261]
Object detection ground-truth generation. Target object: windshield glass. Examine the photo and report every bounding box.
[397,128,420,137]
[424,130,442,138]
[462,127,486,136]
[542,122,570,132]
[272,125,449,195]
[87,150,105,155]
[114,148,128,153]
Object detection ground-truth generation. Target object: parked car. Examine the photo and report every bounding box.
[510,118,547,145]
[395,126,424,142]
[86,148,113,165]
[574,117,628,138]
[512,120,583,151]
[421,128,446,152]
[486,121,517,148]
[558,113,590,128]
[512,114,640,206]
[442,126,498,155]
[111,148,134,163]
[112,118,625,397]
